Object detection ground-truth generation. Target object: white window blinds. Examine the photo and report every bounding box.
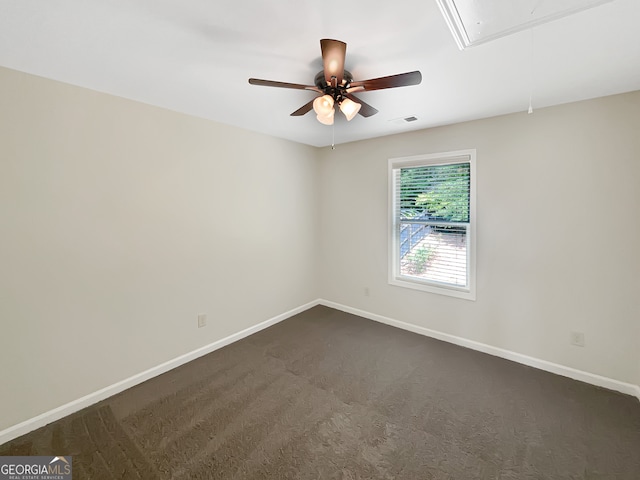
[389,151,475,299]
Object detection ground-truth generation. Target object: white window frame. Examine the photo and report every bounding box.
[388,149,476,301]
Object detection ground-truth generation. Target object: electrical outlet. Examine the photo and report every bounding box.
[570,331,585,347]
[198,314,207,328]
[364,287,370,297]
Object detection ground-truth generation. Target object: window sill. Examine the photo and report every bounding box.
[389,276,476,301]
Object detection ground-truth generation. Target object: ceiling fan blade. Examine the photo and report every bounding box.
[344,93,378,118]
[249,78,321,93]
[349,71,422,91]
[290,99,316,116]
[320,39,346,85]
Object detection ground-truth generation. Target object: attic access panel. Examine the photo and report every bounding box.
[436,0,615,49]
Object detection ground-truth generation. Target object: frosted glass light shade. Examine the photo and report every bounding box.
[316,110,334,125]
[339,98,361,121]
[313,95,334,116]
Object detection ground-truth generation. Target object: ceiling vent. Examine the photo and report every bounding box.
[389,116,419,126]
[436,0,615,49]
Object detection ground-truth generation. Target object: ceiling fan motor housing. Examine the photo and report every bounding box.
[314,70,354,104]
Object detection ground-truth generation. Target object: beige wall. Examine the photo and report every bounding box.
[0,67,319,431]
[1,64,638,433]
[318,91,640,387]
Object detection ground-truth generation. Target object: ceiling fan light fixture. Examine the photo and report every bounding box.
[340,98,361,121]
[313,94,334,116]
[249,39,421,125]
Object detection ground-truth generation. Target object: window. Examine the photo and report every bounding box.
[389,150,476,300]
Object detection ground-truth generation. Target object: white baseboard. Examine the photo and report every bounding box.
[319,299,640,402]
[0,299,320,446]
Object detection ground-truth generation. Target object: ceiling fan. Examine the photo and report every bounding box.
[248,39,422,125]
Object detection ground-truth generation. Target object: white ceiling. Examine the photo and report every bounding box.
[0,0,638,147]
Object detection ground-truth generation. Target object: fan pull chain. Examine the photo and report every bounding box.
[528,27,535,115]
[331,121,335,150]
[530,0,543,15]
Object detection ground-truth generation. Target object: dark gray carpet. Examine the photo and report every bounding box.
[2,306,639,479]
